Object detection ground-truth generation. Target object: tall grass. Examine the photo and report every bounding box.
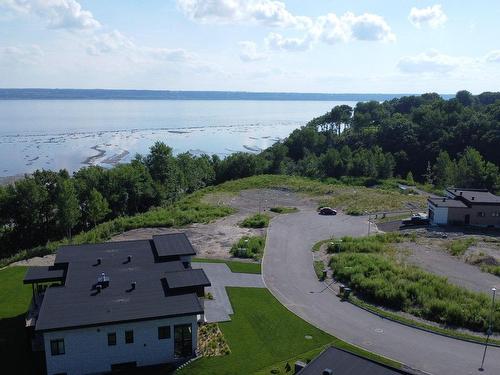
[330,253,500,332]
[327,233,415,254]
[239,213,270,228]
[446,238,477,256]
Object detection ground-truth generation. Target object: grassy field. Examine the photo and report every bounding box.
[0,267,42,374]
[179,287,400,375]
[192,258,262,274]
[446,238,478,256]
[207,175,427,215]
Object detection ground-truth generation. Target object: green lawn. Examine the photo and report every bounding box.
[179,287,400,375]
[0,266,42,374]
[179,287,333,375]
[192,258,261,274]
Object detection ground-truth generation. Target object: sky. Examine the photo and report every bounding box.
[0,0,499,93]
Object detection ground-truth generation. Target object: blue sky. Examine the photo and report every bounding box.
[0,0,499,93]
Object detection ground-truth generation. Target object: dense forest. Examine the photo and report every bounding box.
[1,90,499,259]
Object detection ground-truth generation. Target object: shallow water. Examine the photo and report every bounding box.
[0,100,355,176]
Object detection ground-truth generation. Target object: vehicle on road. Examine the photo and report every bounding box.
[402,213,429,226]
[319,207,337,215]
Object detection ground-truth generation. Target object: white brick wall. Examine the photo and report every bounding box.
[43,315,198,375]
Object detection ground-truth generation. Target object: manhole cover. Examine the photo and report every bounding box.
[374,328,384,333]
[304,335,313,340]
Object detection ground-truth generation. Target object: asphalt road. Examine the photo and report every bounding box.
[262,211,500,375]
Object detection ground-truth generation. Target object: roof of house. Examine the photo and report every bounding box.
[164,269,211,290]
[447,188,500,205]
[297,347,410,375]
[428,197,468,208]
[23,265,66,284]
[32,235,209,332]
[153,233,197,258]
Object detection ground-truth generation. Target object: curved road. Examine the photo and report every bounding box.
[262,211,500,375]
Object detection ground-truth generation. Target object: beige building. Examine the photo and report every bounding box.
[428,188,500,228]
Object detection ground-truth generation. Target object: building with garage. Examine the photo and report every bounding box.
[428,188,500,227]
[23,233,210,375]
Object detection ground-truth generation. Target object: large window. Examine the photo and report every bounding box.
[125,330,134,344]
[174,324,192,358]
[50,339,65,356]
[158,326,171,340]
[477,211,485,217]
[107,332,116,346]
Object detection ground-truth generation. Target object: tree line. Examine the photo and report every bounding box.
[1,90,499,259]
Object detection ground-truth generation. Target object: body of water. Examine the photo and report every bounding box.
[0,100,356,177]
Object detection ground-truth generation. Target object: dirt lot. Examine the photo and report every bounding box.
[112,189,318,259]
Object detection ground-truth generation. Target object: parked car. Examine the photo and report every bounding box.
[402,213,429,226]
[319,207,337,215]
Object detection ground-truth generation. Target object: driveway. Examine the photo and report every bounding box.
[263,211,500,375]
[192,262,264,323]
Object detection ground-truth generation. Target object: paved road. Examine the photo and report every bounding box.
[262,211,500,375]
[192,263,264,323]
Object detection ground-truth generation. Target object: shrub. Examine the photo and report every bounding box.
[239,213,270,228]
[230,236,265,259]
[446,238,477,256]
[270,206,298,214]
[326,233,413,254]
[330,253,500,332]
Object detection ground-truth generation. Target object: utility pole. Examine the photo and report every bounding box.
[479,287,496,371]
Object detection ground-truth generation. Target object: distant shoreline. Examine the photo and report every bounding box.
[0,88,454,101]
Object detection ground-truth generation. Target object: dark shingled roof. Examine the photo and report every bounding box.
[297,347,410,375]
[428,198,467,208]
[23,266,66,284]
[164,269,211,290]
[34,235,206,332]
[447,188,500,205]
[153,233,196,258]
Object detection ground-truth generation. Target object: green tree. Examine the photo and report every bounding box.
[56,179,81,239]
[87,189,110,227]
[433,151,456,188]
[406,171,414,185]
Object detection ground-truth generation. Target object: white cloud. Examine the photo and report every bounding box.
[0,0,101,30]
[398,50,464,74]
[87,30,193,64]
[176,0,311,28]
[265,32,311,52]
[238,41,266,62]
[0,44,44,64]
[308,12,395,46]
[409,5,447,29]
[485,50,500,63]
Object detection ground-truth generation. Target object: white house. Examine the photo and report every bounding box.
[24,233,210,375]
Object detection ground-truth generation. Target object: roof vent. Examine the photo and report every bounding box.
[323,369,333,375]
[96,284,102,293]
[460,192,463,196]
[131,281,136,290]
[127,255,132,263]
[98,272,110,288]
[442,198,446,202]
[96,258,102,265]
[471,196,475,201]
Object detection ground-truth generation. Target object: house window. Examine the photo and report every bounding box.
[108,332,116,346]
[50,339,65,356]
[492,212,500,217]
[174,324,193,358]
[477,212,485,217]
[158,326,171,340]
[125,330,134,344]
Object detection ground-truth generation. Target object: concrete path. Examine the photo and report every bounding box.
[263,211,500,375]
[192,262,264,323]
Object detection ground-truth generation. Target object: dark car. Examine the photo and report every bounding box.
[319,207,337,215]
[402,214,429,226]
